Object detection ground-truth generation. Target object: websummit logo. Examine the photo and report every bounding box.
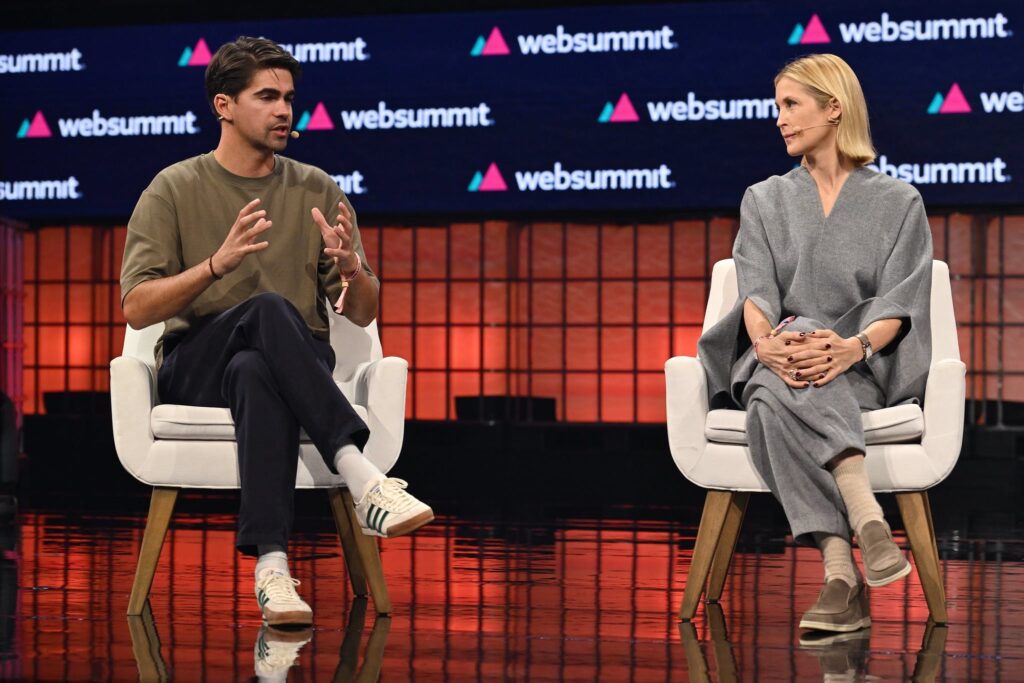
[294,102,335,132]
[788,15,831,44]
[16,111,52,138]
[470,28,511,56]
[598,93,639,123]
[467,163,508,191]
[928,83,972,114]
[178,38,212,67]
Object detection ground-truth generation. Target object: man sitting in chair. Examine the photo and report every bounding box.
[119,36,433,627]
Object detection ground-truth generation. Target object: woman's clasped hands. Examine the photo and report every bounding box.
[756,329,863,389]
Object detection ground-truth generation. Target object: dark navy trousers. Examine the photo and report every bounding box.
[157,293,369,556]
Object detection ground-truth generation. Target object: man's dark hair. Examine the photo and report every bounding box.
[205,36,301,116]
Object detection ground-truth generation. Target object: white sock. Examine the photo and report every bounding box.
[832,455,885,535]
[813,533,860,587]
[255,551,289,579]
[333,441,385,500]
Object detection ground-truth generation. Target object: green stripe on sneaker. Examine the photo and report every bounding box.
[376,510,389,534]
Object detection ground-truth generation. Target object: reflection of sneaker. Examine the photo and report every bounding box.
[255,569,313,627]
[799,580,871,633]
[254,624,312,681]
[858,520,912,587]
[355,478,434,538]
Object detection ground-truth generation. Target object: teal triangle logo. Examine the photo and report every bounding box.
[16,119,30,138]
[597,102,614,123]
[788,24,804,45]
[296,110,311,131]
[470,36,486,56]
[927,92,944,114]
[177,46,193,67]
[467,170,483,192]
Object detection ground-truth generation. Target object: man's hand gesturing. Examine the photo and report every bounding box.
[312,201,358,275]
[210,198,272,277]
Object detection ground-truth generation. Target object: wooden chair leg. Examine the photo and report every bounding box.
[680,490,734,621]
[339,488,392,615]
[329,488,368,597]
[912,620,949,683]
[128,487,178,616]
[896,491,948,624]
[706,492,750,603]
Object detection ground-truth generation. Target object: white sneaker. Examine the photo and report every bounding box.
[254,624,312,681]
[255,568,313,626]
[355,478,434,538]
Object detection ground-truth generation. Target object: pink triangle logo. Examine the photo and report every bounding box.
[801,14,831,43]
[305,102,335,130]
[187,38,212,66]
[609,93,639,122]
[481,27,511,56]
[26,110,52,138]
[478,163,508,191]
[939,83,972,114]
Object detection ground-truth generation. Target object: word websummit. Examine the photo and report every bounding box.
[515,163,674,191]
[516,24,676,54]
[0,49,84,74]
[837,12,1011,43]
[339,102,493,130]
[56,110,200,137]
[0,176,81,201]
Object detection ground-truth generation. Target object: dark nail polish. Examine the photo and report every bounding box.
[800,332,806,336]
[787,356,793,362]
[785,341,791,346]
[812,382,818,387]
[825,343,831,349]
[806,382,812,387]
[795,372,801,378]
[827,355,833,362]
[819,373,825,379]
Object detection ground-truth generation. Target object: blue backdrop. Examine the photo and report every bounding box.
[0,0,1020,220]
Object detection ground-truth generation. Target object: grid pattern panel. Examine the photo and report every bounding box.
[18,212,1024,425]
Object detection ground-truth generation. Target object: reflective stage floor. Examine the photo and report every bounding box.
[2,491,1022,682]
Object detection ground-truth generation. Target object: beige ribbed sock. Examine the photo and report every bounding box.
[832,454,884,534]
[813,533,860,587]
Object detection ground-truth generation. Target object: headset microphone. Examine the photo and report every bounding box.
[290,130,300,139]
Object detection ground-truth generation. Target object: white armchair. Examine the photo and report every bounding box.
[110,307,408,616]
[665,260,965,624]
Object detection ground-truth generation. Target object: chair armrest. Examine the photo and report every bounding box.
[110,355,157,480]
[345,356,409,474]
[921,357,967,486]
[665,356,709,477]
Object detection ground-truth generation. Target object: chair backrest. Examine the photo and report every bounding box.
[701,259,960,365]
[121,303,384,381]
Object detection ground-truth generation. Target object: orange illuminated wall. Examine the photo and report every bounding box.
[19,212,1024,424]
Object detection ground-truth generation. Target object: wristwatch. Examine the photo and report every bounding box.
[855,332,873,361]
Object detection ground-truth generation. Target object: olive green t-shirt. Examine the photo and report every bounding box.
[120,152,377,365]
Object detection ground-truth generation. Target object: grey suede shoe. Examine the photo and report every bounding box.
[799,580,872,633]
[858,520,912,587]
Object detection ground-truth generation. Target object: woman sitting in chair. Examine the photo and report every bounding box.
[697,53,933,634]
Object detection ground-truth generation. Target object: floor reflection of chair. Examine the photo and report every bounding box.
[912,621,948,683]
[678,604,738,683]
[678,604,950,683]
[332,597,391,683]
[126,602,168,683]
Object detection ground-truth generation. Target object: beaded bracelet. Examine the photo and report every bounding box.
[334,253,362,314]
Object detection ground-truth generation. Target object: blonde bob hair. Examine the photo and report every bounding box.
[775,54,876,165]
